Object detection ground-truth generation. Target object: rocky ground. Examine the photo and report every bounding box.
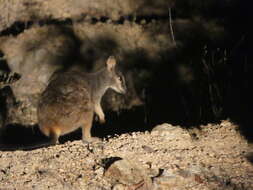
[0,120,252,190]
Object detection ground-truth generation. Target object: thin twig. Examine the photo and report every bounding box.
[169,7,176,46]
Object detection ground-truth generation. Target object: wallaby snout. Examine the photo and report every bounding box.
[112,75,127,94]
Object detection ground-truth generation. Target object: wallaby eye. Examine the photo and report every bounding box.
[118,76,122,82]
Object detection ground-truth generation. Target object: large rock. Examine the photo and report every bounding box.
[0,0,174,32]
[104,158,153,189]
[0,26,76,125]
[151,123,191,141]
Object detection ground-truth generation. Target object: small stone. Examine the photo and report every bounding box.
[94,167,104,178]
[106,19,112,24]
[151,123,191,142]
[112,183,126,190]
[140,19,146,25]
[142,145,155,153]
[84,15,92,22]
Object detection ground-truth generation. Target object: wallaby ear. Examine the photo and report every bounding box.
[106,56,116,71]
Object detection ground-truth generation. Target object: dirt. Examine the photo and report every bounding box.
[0,120,252,190]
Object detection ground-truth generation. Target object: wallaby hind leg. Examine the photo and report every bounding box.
[82,111,99,142]
[49,130,60,145]
[40,125,61,145]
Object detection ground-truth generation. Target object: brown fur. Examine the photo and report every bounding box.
[37,56,126,144]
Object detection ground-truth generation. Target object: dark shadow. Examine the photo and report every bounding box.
[0,51,10,71]
[0,21,34,37]
[221,0,253,142]
[77,35,119,71]
[246,152,253,164]
[0,124,46,146]
[94,107,149,138]
[0,106,147,150]
[101,157,122,170]
[51,25,82,71]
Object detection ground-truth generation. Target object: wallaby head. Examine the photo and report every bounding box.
[105,56,126,94]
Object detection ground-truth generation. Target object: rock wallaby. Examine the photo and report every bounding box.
[37,56,126,144]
